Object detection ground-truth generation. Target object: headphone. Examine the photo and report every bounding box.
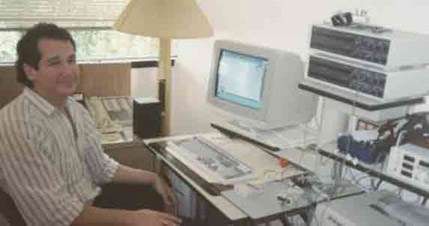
[331,12,353,26]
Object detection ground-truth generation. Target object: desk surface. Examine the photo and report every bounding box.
[144,133,363,224]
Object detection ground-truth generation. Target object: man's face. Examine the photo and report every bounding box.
[25,38,79,101]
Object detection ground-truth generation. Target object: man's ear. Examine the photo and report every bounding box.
[23,64,37,81]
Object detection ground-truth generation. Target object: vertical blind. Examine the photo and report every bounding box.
[0,0,128,29]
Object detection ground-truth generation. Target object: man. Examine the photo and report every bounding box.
[0,23,181,226]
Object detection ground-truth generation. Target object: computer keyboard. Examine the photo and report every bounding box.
[166,136,257,184]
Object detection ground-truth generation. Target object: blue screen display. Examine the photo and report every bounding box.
[215,50,268,109]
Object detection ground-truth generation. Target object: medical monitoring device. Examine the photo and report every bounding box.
[310,23,429,69]
[387,143,429,190]
[307,54,429,100]
[307,24,429,102]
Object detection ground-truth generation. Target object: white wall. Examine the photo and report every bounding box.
[168,0,429,135]
[131,67,158,98]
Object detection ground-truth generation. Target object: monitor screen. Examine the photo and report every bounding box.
[215,50,268,109]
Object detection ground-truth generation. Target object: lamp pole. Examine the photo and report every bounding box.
[113,0,213,136]
[158,38,172,135]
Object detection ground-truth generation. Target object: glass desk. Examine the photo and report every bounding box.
[144,133,363,226]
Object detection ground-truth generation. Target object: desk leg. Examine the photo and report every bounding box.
[237,219,281,226]
[153,155,161,173]
[279,214,291,226]
[232,218,252,226]
[153,156,172,184]
[373,178,383,191]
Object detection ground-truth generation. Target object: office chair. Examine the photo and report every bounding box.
[0,188,26,226]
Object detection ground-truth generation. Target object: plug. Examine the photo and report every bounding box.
[276,193,292,204]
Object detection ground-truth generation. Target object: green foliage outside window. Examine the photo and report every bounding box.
[0,29,160,63]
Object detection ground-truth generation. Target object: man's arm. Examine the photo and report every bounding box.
[72,205,134,225]
[112,164,158,184]
[71,166,180,225]
[71,204,181,226]
[112,165,177,214]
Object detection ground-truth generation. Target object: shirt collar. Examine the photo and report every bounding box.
[23,87,72,116]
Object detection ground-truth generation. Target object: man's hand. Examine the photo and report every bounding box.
[133,209,181,226]
[111,165,178,215]
[72,205,182,226]
[153,175,177,215]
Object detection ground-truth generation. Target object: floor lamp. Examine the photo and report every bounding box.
[113,0,213,135]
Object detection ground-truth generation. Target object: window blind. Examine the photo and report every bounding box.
[0,0,128,29]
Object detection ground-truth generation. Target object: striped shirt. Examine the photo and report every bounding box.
[0,88,119,226]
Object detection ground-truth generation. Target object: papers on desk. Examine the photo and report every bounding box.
[86,96,134,144]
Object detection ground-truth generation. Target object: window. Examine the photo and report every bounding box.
[0,31,19,62]
[0,0,126,29]
[0,0,170,63]
[0,29,161,63]
[72,30,160,62]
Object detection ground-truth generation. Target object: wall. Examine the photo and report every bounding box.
[131,67,159,98]
[170,0,429,135]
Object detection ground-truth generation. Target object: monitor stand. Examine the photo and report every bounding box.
[228,119,254,133]
[211,120,318,151]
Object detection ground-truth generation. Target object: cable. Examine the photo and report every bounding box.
[395,130,408,147]
[346,167,377,192]
[317,75,367,217]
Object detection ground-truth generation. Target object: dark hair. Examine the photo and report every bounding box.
[15,23,76,88]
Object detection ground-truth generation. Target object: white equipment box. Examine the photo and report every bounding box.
[310,23,429,69]
[387,143,429,191]
[311,191,402,226]
[306,54,429,100]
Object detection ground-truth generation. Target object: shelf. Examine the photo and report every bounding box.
[318,147,429,198]
[299,79,424,111]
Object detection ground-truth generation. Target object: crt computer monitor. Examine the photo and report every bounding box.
[207,40,317,130]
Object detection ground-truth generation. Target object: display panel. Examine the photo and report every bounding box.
[215,50,268,109]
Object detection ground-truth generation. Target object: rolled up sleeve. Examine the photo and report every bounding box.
[81,109,119,185]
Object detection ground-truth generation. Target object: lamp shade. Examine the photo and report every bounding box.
[113,0,213,39]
